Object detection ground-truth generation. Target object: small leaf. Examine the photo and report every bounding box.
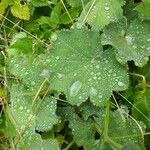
[18,134,60,150]
[11,2,30,20]
[35,97,59,132]
[9,84,59,134]
[66,0,90,7]
[0,0,11,20]
[7,32,33,56]
[132,88,150,129]
[58,106,98,150]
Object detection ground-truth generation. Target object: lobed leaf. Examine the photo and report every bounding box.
[39,28,129,106]
[101,18,150,67]
[78,0,125,30]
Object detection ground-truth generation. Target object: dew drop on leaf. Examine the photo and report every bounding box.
[40,69,49,77]
[125,35,133,45]
[117,81,125,87]
[57,73,63,79]
[90,87,97,97]
[105,6,110,11]
[70,81,82,97]
[51,33,58,41]
[56,56,60,60]
[147,38,150,42]
[19,106,23,110]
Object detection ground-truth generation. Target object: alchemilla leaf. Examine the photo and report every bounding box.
[102,18,150,67]
[8,29,129,107]
[78,0,125,30]
[39,28,129,106]
[9,84,59,133]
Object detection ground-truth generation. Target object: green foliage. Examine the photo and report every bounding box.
[101,18,150,67]
[79,0,125,30]
[0,0,150,149]
[135,0,150,20]
[0,0,30,20]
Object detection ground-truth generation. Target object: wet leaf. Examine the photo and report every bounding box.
[40,28,129,106]
[101,18,150,67]
[78,0,125,30]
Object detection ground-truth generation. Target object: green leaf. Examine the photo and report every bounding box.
[9,85,36,131]
[7,32,33,56]
[9,84,59,133]
[8,29,129,107]
[58,106,98,150]
[69,115,97,150]
[78,0,125,30]
[123,0,138,21]
[11,1,30,20]
[135,0,150,20]
[96,102,145,149]
[18,134,60,150]
[31,0,49,7]
[60,7,80,25]
[35,97,59,132]
[105,111,144,149]
[137,60,150,84]
[66,0,90,7]
[132,88,150,129]
[0,0,11,20]
[39,28,129,106]
[101,18,150,67]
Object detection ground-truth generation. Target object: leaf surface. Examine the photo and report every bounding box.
[78,0,125,30]
[102,19,150,67]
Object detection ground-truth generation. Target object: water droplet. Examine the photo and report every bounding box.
[17,99,20,102]
[125,35,133,45]
[99,95,102,98]
[27,109,30,113]
[88,78,92,81]
[31,81,35,86]
[76,23,83,29]
[40,69,49,77]
[73,73,77,76]
[79,96,82,100]
[105,6,109,11]
[113,73,116,77]
[90,72,94,75]
[98,77,101,80]
[96,65,100,69]
[147,47,150,50]
[118,81,125,87]
[105,60,108,63]
[132,45,137,49]
[56,56,60,60]
[90,87,97,96]
[57,73,63,79]
[121,30,125,36]
[19,106,23,110]
[93,76,97,80]
[108,69,112,73]
[147,38,150,42]
[70,81,82,97]
[51,33,57,41]
[97,72,101,76]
